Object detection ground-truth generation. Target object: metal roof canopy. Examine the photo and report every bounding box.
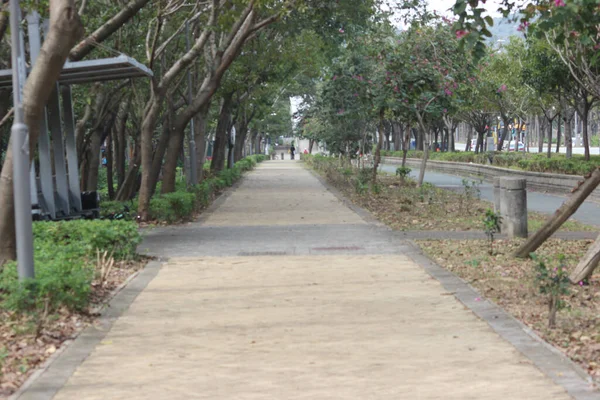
[0,54,153,88]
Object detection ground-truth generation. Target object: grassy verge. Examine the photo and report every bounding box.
[419,239,600,383]
[305,154,594,232]
[381,150,599,176]
[101,155,268,224]
[0,220,143,397]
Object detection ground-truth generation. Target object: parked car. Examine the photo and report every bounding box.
[506,141,525,152]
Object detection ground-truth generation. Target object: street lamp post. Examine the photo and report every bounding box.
[9,0,35,280]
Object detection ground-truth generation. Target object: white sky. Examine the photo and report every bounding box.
[427,0,501,17]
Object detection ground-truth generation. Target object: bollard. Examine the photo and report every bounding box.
[281,152,284,160]
[493,177,501,213]
[499,177,528,238]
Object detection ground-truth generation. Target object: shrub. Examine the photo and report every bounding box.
[533,254,571,328]
[150,191,196,223]
[32,220,141,260]
[1,220,141,315]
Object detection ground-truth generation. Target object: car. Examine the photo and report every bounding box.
[507,141,525,152]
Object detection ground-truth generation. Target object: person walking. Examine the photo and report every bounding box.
[290,144,296,160]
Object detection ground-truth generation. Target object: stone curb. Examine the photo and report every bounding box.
[10,260,165,400]
[404,241,598,400]
[383,156,600,199]
[302,162,389,229]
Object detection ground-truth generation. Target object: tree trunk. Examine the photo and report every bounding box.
[372,109,385,183]
[570,233,600,283]
[308,139,315,154]
[115,140,140,201]
[210,94,233,173]
[565,115,573,159]
[137,93,163,220]
[556,116,561,153]
[417,129,430,187]
[115,100,129,188]
[234,120,249,162]
[465,125,473,152]
[106,132,115,199]
[547,117,553,158]
[161,122,186,194]
[515,167,600,258]
[402,124,410,168]
[194,104,209,181]
[147,112,172,197]
[0,0,82,265]
[538,118,544,153]
[582,104,591,161]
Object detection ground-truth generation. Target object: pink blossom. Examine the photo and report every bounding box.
[339,28,345,33]
[332,75,338,81]
[554,0,565,6]
[455,30,469,39]
[517,21,529,32]
[444,88,453,96]
[337,109,345,115]
[497,84,507,93]
[579,281,584,286]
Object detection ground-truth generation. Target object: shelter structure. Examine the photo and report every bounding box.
[0,11,152,220]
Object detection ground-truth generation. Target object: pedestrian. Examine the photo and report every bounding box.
[303,148,308,154]
[290,144,296,160]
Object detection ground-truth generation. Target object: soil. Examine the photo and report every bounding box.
[0,258,148,399]
[419,239,600,384]
[325,171,592,232]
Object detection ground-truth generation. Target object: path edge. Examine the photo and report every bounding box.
[404,240,598,400]
[302,162,388,228]
[10,260,164,400]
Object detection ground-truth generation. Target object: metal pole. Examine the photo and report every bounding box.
[10,0,35,280]
[186,21,198,185]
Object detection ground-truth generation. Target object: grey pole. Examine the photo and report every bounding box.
[10,0,35,280]
[186,21,198,186]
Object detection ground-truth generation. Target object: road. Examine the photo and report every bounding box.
[380,164,600,228]
[456,143,600,155]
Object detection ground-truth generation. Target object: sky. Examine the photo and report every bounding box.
[426,0,502,17]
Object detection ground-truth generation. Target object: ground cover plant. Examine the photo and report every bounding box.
[0,220,143,397]
[419,239,600,383]
[100,155,267,224]
[305,155,593,232]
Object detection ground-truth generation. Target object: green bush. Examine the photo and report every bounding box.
[32,220,141,260]
[98,155,266,224]
[150,191,196,223]
[0,220,141,314]
[382,150,599,176]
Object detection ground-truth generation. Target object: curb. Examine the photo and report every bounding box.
[302,162,389,229]
[404,241,598,400]
[10,260,165,400]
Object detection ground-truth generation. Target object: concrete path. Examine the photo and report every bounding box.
[380,164,600,228]
[36,161,592,399]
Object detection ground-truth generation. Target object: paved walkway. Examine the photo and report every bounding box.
[26,161,594,399]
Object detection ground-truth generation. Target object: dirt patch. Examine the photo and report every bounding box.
[419,239,600,384]
[0,258,148,399]
[309,160,592,232]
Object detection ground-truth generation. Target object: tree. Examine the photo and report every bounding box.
[0,0,84,266]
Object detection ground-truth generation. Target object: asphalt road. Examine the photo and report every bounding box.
[380,164,600,228]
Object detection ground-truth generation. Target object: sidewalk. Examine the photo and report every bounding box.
[19,161,594,399]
